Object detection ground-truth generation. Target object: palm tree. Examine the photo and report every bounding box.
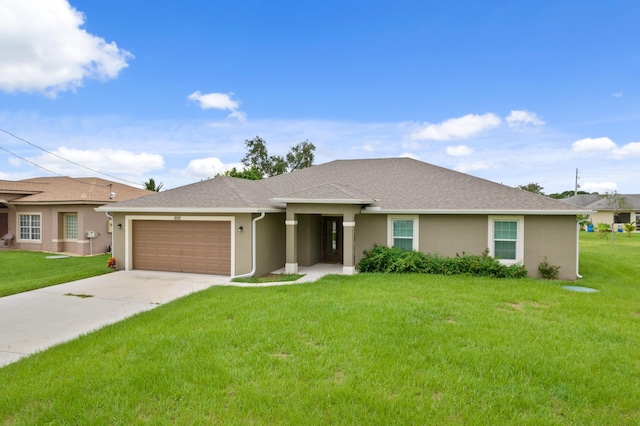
[622,222,636,237]
[144,178,163,192]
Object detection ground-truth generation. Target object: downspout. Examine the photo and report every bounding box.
[105,212,114,256]
[232,212,266,279]
[576,222,583,279]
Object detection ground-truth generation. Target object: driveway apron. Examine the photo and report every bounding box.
[0,270,230,367]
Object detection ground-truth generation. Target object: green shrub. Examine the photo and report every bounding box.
[538,257,561,280]
[357,245,528,278]
[596,222,611,232]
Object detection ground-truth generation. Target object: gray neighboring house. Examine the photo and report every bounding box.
[563,194,640,232]
[98,158,589,280]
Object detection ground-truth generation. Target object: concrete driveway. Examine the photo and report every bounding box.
[0,270,231,368]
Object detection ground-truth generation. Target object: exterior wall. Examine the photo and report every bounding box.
[354,214,386,264]
[296,214,322,266]
[11,204,111,255]
[419,215,488,256]
[255,212,286,276]
[589,211,614,230]
[523,215,577,280]
[354,213,579,280]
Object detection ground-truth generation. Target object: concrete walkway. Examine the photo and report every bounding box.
[0,265,343,368]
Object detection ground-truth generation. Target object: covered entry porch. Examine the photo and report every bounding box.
[282,204,363,275]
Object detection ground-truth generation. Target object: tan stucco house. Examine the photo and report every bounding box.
[98,158,589,280]
[563,194,640,232]
[0,177,152,255]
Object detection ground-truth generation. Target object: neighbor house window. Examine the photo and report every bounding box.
[387,216,419,251]
[19,213,41,241]
[64,213,78,240]
[488,216,524,264]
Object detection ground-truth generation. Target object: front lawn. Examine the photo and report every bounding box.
[0,251,113,297]
[0,233,639,424]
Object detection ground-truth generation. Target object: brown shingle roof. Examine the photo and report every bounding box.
[102,158,589,214]
[0,177,152,204]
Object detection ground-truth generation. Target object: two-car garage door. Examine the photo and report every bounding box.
[132,220,231,275]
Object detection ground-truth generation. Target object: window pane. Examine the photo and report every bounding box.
[394,238,413,251]
[19,214,40,240]
[494,221,517,240]
[65,214,78,239]
[393,220,413,237]
[495,241,516,259]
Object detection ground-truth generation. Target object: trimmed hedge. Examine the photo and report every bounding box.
[357,245,528,278]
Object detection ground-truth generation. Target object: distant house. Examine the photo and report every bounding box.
[98,158,589,280]
[0,177,153,255]
[563,194,640,232]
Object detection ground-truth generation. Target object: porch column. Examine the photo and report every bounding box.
[343,212,356,275]
[285,212,298,274]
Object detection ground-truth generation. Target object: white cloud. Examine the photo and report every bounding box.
[20,147,163,176]
[446,145,473,156]
[182,157,242,179]
[455,161,492,173]
[612,142,640,159]
[399,152,419,160]
[187,91,246,122]
[571,137,616,152]
[612,91,623,98]
[580,181,617,193]
[506,110,545,128]
[411,113,501,141]
[0,0,132,96]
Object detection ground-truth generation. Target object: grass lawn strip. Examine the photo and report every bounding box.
[0,251,112,297]
[0,233,639,424]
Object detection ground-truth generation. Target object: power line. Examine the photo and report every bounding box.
[0,127,143,186]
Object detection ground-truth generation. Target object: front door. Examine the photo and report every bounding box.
[322,216,343,263]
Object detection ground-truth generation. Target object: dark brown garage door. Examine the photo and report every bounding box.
[132,220,231,275]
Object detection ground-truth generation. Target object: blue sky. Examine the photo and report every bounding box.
[1,0,639,194]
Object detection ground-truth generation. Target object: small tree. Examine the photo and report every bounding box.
[603,190,628,243]
[623,222,636,237]
[240,136,315,178]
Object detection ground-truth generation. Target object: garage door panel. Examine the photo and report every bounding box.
[132,220,231,275]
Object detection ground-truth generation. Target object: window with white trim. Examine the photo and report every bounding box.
[387,216,419,251]
[19,213,41,241]
[64,213,78,240]
[488,216,523,264]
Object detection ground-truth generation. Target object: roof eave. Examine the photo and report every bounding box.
[361,208,594,215]
[95,206,285,214]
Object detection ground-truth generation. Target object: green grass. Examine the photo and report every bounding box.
[1,233,639,424]
[0,251,113,297]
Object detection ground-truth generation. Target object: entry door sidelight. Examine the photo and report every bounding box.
[322,217,343,263]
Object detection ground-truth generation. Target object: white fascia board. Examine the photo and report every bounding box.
[360,208,594,215]
[94,206,284,214]
[270,198,375,205]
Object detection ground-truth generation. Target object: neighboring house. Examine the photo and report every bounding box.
[0,177,153,255]
[98,158,589,280]
[563,194,640,232]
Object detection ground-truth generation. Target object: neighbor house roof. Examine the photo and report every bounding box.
[101,158,589,215]
[0,177,152,205]
[563,194,640,210]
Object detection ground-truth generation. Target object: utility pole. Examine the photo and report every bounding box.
[574,168,580,196]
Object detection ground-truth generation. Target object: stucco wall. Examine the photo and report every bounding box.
[419,215,488,256]
[524,215,577,280]
[354,214,386,264]
[296,215,322,266]
[255,212,286,276]
[8,204,111,255]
